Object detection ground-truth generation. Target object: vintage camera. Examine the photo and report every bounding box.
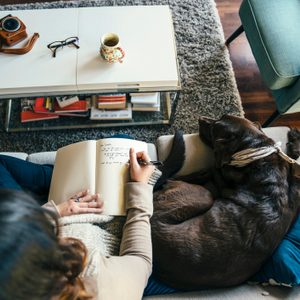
[0,14,28,46]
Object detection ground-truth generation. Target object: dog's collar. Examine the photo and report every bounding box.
[228,142,299,167]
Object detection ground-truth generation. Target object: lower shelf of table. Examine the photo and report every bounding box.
[4,92,177,132]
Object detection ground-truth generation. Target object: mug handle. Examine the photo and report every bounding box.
[116,47,125,63]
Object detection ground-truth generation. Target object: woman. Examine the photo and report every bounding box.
[0,148,157,300]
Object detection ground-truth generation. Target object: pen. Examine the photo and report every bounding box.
[137,159,164,166]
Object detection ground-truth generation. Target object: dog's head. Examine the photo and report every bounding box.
[199,115,273,168]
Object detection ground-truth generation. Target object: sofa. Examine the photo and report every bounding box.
[2,126,300,299]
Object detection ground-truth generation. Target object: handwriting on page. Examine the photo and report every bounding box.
[99,143,131,165]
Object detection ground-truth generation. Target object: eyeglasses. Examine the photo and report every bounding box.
[47,36,79,58]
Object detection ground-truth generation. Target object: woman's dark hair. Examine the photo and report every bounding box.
[0,189,91,300]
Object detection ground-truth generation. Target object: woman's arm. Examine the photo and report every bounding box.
[95,181,153,300]
[93,149,155,300]
[119,148,155,265]
[120,181,153,266]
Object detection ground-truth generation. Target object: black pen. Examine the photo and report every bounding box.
[137,159,164,166]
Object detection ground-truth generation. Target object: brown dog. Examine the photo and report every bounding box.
[151,115,300,290]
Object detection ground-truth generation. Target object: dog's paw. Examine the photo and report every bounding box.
[287,128,300,160]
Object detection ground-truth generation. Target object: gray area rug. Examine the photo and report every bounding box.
[0,0,244,153]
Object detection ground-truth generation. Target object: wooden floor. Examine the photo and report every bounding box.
[1,0,299,128]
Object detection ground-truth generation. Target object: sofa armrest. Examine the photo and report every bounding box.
[0,152,28,160]
[147,143,158,161]
[27,151,57,165]
[156,133,214,176]
[156,127,293,176]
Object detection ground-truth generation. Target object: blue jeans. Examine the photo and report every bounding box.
[0,154,53,205]
[0,153,179,295]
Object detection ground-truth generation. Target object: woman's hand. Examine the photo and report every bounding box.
[129,148,155,184]
[57,189,103,217]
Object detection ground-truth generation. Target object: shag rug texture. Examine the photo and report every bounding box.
[0,0,243,153]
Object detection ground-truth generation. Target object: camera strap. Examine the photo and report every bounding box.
[0,14,11,24]
[0,32,39,55]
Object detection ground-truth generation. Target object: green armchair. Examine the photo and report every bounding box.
[226,0,300,127]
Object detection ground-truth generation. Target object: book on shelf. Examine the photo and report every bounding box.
[130,92,160,105]
[132,96,161,112]
[132,105,160,112]
[90,103,132,121]
[97,101,126,109]
[48,138,148,216]
[54,111,90,118]
[95,94,127,109]
[56,96,80,108]
[131,93,160,112]
[53,99,89,113]
[33,97,90,117]
[20,99,59,123]
[32,97,54,113]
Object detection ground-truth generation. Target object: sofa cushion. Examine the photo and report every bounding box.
[143,283,300,299]
[27,151,57,165]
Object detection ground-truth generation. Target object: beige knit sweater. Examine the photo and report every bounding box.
[45,182,153,300]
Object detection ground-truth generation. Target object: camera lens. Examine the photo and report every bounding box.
[2,17,21,32]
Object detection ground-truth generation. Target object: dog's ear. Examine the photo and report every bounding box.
[199,116,216,147]
[214,139,233,168]
[253,121,263,131]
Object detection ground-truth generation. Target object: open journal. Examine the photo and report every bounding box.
[48,138,148,216]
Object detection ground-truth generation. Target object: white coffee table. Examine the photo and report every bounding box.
[0,5,181,131]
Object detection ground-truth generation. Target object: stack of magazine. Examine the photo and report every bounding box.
[96,94,127,110]
[130,92,160,111]
[90,94,132,121]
